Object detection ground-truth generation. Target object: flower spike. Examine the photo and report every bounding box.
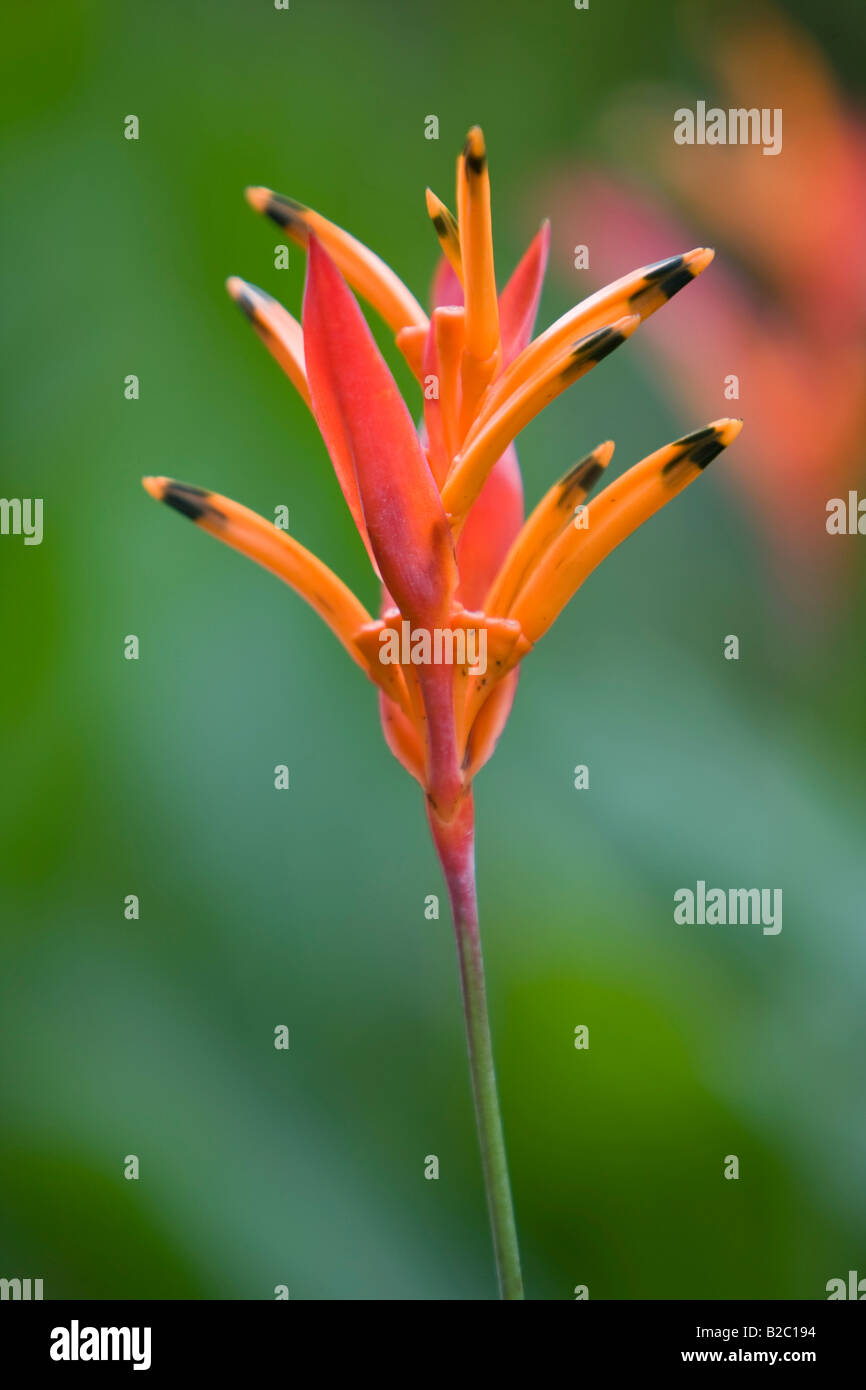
[146,126,743,1302]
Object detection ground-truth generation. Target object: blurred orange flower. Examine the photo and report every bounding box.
[542,9,866,600]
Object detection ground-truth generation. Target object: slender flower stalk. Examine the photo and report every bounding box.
[143,125,741,1298]
[428,795,523,1298]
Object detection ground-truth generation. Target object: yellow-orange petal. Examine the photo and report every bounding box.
[457,127,500,363]
[244,185,428,337]
[433,306,466,466]
[425,187,463,280]
[225,277,311,408]
[511,418,743,644]
[395,324,427,380]
[472,248,714,436]
[485,441,615,617]
[442,317,638,528]
[141,476,407,699]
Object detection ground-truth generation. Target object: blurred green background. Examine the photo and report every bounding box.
[2,0,864,1300]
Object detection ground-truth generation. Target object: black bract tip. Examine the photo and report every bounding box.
[578,325,623,364]
[675,425,717,449]
[640,254,684,284]
[560,456,605,503]
[235,288,258,323]
[233,285,275,335]
[163,483,212,522]
[662,426,725,475]
[463,142,487,176]
[687,437,726,470]
[631,255,692,303]
[659,264,694,299]
[266,193,307,230]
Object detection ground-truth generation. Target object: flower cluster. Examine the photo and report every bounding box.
[144,126,741,831]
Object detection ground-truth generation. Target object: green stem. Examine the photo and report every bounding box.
[429,795,524,1300]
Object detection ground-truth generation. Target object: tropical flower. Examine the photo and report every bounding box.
[143,125,741,1299]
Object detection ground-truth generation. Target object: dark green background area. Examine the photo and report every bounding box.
[1,0,864,1299]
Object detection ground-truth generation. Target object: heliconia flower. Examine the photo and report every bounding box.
[143,126,741,1300]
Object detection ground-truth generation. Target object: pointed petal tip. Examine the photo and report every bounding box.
[425,188,453,230]
[156,480,213,521]
[225,275,269,321]
[244,185,272,214]
[557,441,615,502]
[584,313,639,355]
[668,418,743,472]
[714,416,743,445]
[635,249,714,305]
[145,476,213,520]
[226,276,256,315]
[245,185,306,230]
[686,246,715,275]
[227,274,259,298]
